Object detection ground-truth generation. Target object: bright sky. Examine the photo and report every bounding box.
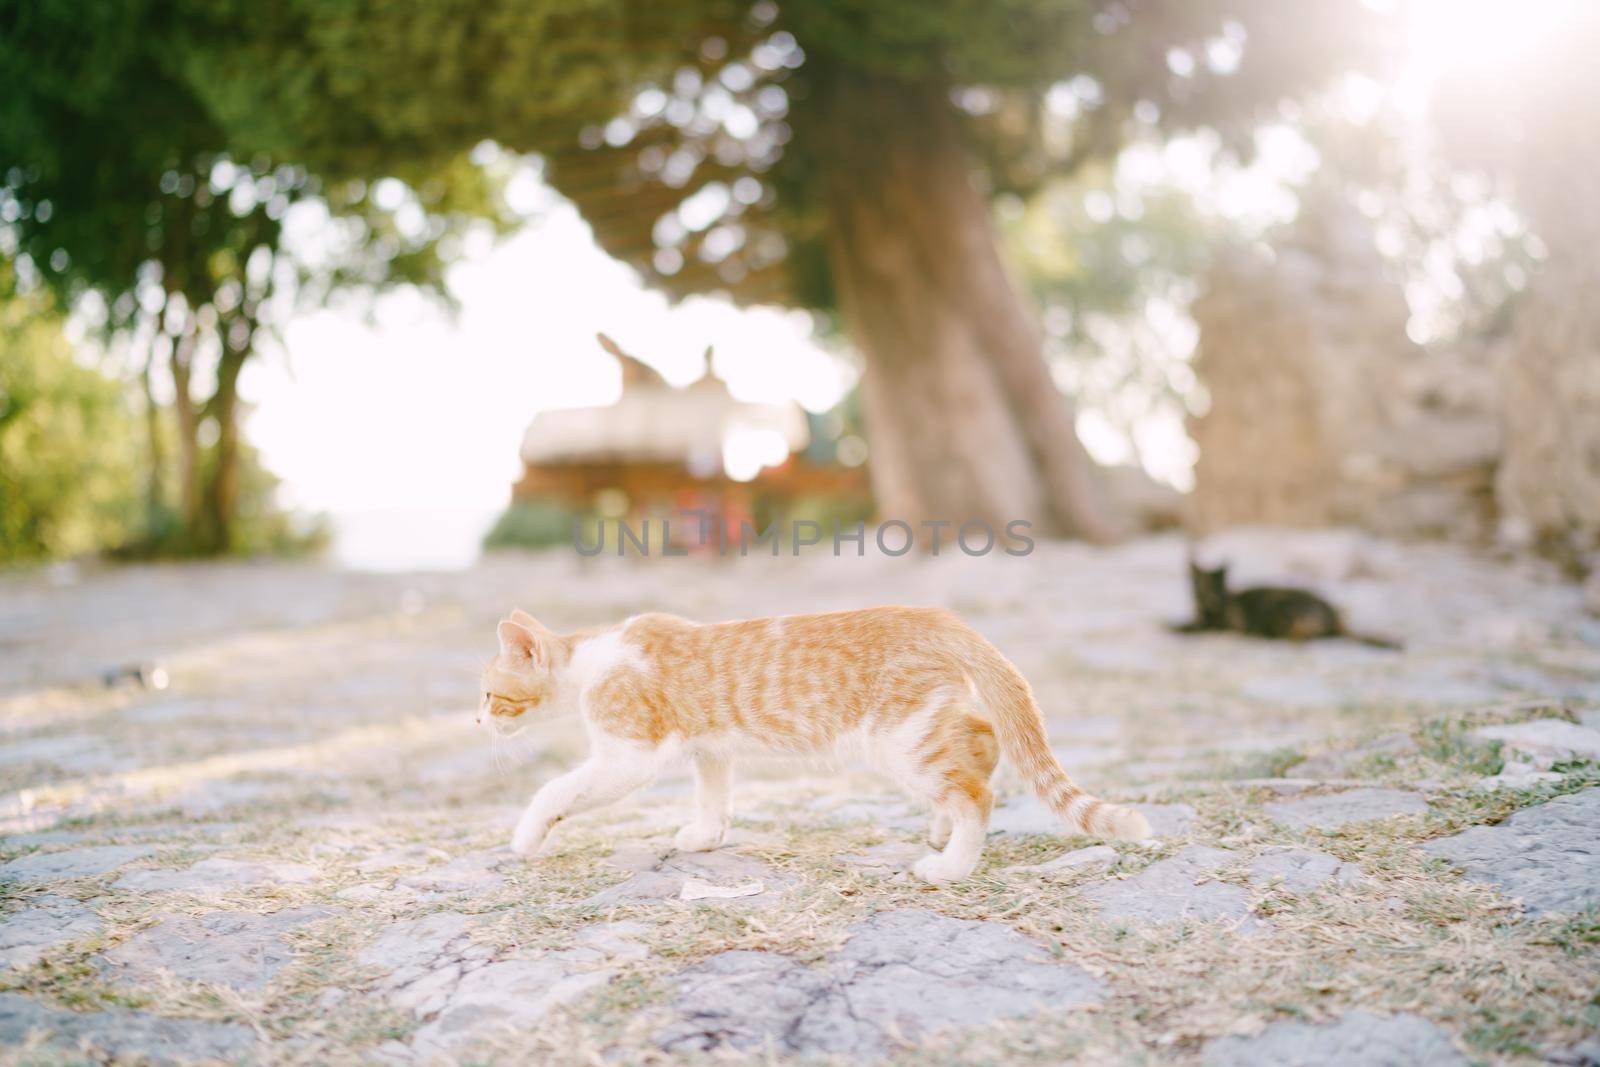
[244,201,852,516]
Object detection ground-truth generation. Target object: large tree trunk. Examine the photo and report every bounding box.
[199,343,248,553]
[168,328,203,541]
[808,68,1117,541]
[140,345,166,521]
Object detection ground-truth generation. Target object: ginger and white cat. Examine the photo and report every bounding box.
[479,606,1149,884]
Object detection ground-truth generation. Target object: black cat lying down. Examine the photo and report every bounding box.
[1175,560,1401,649]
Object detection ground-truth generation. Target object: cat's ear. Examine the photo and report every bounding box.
[497,620,546,667]
[509,608,542,631]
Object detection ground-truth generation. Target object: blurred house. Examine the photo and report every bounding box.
[511,335,868,550]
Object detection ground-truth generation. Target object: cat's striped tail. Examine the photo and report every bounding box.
[964,637,1151,842]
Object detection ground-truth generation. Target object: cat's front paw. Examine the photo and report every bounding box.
[911,853,973,886]
[510,819,549,857]
[673,822,726,853]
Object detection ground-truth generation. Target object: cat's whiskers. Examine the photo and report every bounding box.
[485,715,539,774]
[489,724,515,775]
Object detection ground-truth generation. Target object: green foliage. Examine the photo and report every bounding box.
[2,0,1397,558]
[1008,168,1215,328]
[0,0,513,558]
[109,440,332,562]
[780,0,1096,86]
[220,476,332,559]
[0,291,326,565]
[0,297,141,563]
[1001,161,1215,473]
[0,0,489,314]
[159,0,1385,314]
[482,500,583,551]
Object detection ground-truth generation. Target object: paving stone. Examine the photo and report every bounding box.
[0,735,123,773]
[1249,847,1361,892]
[1072,640,1169,673]
[837,841,927,875]
[602,842,672,873]
[117,698,219,725]
[585,847,788,905]
[398,849,512,893]
[1202,1010,1467,1066]
[2,822,238,849]
[116,856,318,893]
[359,912,480,977]
[1010,845,1120,875]
[360,912,492,1018]
[1422,788,1600,913]
[1471,719,1600,770]
[548,921,652,964]
[1549,1036,1600,1067]
[1477,767,1564,790]
[0,895,103,969]
[1293,734,1418,778]
[356,844,451,872]
[1496,667,1600,702]
[1239,675,1347,709]
[13,528,1600,1060]
[657,951,825,1053]
[336,881,419,905]
[1082,845,1258,927]
[411,959,613,1056]
[1263,788,1427,830]
[657,908,1102,1058]
[0,844,153,884]
[99,906,334,992]
[0,992,256,1066]
[173,779,285,817]
[1234,778,1364,796]
[1355,672,1504,708]
[358,911,627,1056]
[1135,802,1198,837]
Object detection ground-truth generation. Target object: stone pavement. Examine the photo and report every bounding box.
[1,530,1597,1064]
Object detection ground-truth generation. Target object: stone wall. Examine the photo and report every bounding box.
[1188,190,1500,540]
[1494,165,1600,563]
[1429,9,1600,565]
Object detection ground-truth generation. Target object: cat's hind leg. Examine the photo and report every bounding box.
[909,714,999,885]
[912,769,994,884]
[674,753,732,852]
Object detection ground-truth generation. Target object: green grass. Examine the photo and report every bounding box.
[1415,716,1504,776]
[1534,908,1600,958]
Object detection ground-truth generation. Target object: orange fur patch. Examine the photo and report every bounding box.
[483,605,1149,880]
